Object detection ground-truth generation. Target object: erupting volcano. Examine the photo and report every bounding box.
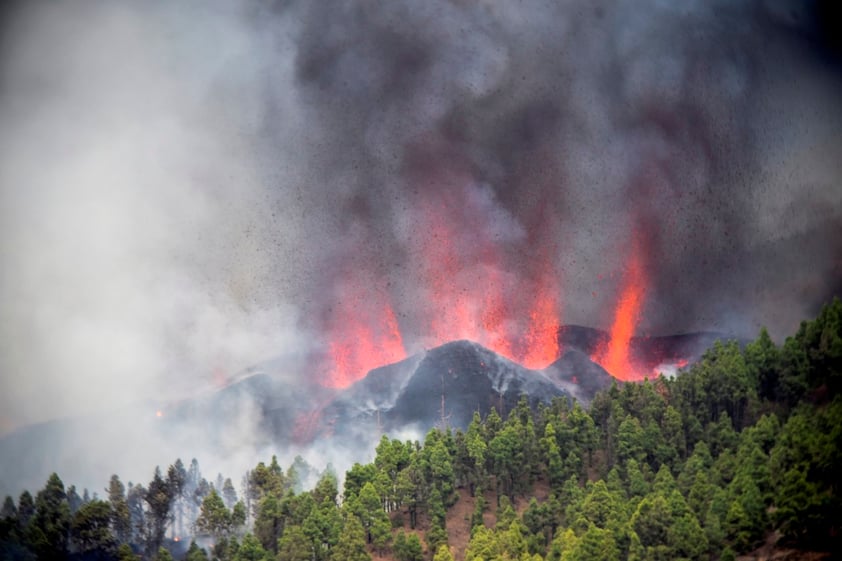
[291,0,842,393]
[318,185,656,387]
[318,169,572,388]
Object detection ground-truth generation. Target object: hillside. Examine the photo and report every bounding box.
[1,300,841,561]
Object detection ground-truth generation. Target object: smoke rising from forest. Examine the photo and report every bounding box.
[1,0,841,495]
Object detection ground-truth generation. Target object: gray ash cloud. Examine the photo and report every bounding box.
[283,0,842,339]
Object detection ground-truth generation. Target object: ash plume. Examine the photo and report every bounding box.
[288,0,842,346]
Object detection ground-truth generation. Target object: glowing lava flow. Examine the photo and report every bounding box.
[594,239,647,381]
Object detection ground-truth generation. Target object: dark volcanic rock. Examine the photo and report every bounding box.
[316,340,572,441]
[558,324,731,374]
[558,325,609,355]
[545,349,614,401]
[630,332,727,371]
[384,340,567,430]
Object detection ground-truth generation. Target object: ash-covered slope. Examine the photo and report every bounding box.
[215,337,620,445]
[545,349,615,400]
[390,340,565,428]
[317,340,586,442]
[164,370,335,444]
[0,336,617,496]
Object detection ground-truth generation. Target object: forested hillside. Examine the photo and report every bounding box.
[2,300,840,561]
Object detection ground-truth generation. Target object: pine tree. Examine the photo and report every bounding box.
[1,496,16,523]
[17,490,34,529]
[569,523,618,561]
[394,531,423,561]
[233,532,269,561]
[107,475,132,544]
[433,544,455,561]
[186,540,210,561]
[668,512,708,560]
[625,458,649,498]
[471,487,486,531]
[71,499,116,556]
[117,543,139,561]
[277,525,312,561]
[222,478,238,509]
[331,515,370,561]
[253,491,283,553]
[27,473,71,560]
[196,488,232,540]
[145,467,175,555]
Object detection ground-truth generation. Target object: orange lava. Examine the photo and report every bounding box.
[594,237,648,381]
[517,262,560,368]
[520,288,560,369]
[479,266,514,360]
[324,273,406,388]
[409,186,561,369]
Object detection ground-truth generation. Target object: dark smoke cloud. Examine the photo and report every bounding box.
[0,0,841,493]
[287,0,842,342]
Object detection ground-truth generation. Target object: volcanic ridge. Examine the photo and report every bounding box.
[0,325,724,497]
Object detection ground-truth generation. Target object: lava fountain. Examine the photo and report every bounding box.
[593,235,648,381]
[323,269,406,388]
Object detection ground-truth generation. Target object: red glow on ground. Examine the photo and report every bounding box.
[319,180,669,386]
[593,237,648,381]
[292,396,334,443]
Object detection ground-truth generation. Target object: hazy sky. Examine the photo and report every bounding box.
[1,0,841,435]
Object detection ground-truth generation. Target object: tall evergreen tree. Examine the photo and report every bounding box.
[27,473,71,561]
[330,515,369,561]
[144,467,174,555]
[107,475,132,545]
[71,499,116,558]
